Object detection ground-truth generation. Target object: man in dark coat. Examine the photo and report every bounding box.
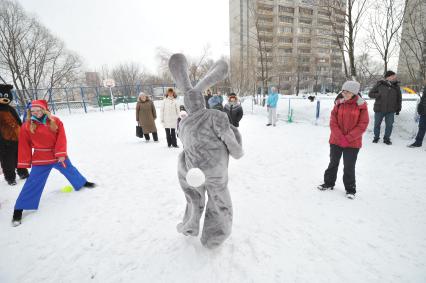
[368,70,402,145]
[0,84,29,185]
[409,85,426,147]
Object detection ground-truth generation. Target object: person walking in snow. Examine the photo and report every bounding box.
[318,81,369,199]
[208,92,224,111]
[224,93,243,127]
[368,70,402,145]
[266,87,279,126]
[12,100,95,226]
[136,92,158,142]
[409,85,426,148]
[161,88,180,148]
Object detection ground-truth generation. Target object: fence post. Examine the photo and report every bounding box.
[80,87,87,113]
[64,88,71,114]
[95,87,102,112]
[315,100,320,125]
[48,88,56,114]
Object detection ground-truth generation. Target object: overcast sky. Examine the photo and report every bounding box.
[19,0,230,74]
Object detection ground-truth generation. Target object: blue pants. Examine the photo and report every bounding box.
[374,112,395,140]
[415,115,426,145]
[15,158,87,210]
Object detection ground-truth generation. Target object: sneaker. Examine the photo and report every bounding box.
[408,142,422,148]
[83,181,96,188]
[317,184,334,190]
[372,137,379,143]
[7,180,17,186]
[383,139,392,145]
[346,193,356,199]
[12,209,23,227]
[266,123,272,126]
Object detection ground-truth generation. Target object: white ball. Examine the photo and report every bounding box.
[186,168,206,187]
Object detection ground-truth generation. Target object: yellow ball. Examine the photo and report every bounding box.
[61,185,74,193]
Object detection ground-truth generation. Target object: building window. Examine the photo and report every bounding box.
[280,48,293,54]
[298,37,311,44]
[299,7,313,16]
[317,38,330,45]
[279,27,293,33]
[299,48,311,54]
[279,16,294,23]
[279,37,293,43]
[299,57,310,63]
[298,27,311,34]
[316,48,330,54]
[299,18,312,25]
[279,5,295,14]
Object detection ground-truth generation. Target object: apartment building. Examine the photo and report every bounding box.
[230,0,346,94]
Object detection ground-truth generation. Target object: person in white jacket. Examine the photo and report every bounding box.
[161,88,181,148]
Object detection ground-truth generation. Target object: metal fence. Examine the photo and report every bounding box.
[250,95,421,139]
[11,84,178,116]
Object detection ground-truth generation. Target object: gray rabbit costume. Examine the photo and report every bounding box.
[169,54,244,248]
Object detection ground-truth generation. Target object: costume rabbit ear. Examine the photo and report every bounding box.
[168,54,193,92]
[194,60,228,93]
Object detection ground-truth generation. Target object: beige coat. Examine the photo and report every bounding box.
[160,97,180,128]
[136,99,157,133]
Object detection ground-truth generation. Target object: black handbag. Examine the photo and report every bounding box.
[136,125,144,138]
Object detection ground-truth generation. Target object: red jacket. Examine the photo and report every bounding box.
[17,116,67,168]
[329,96,369,148]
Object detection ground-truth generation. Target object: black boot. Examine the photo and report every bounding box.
[7,179,17,186]
[383,138,392,145]
[12,209,23,226]
[153,132,159,142]
[83,181,96,188]
[17,169,29,179]
[372,137,379,143]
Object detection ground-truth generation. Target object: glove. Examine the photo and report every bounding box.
[340,136,350,148]
[396,112,400,115]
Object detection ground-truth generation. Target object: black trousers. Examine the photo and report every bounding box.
[324,144,360,194]
[165,128,177,147]
[0,142,29,182]
[144,132,158,141]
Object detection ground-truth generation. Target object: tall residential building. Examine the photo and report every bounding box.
[397,0,426,89]
[230,0,346,94]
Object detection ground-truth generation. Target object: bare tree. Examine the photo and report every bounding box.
[367,0,405,74]
[0,0,82,104]
[355,52,383,89]
[320,0,370,79]
[397,0,426,90]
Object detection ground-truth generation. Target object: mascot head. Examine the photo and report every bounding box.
[0,84,13,105]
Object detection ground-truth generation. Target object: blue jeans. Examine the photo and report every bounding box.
[15,158,87,210]
[374,112,395,140]
[415,115,426,145]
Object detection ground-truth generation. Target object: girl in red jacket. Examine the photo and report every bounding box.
[317,81,369,199]
[12,100,95,226]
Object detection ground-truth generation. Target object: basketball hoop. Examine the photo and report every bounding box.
[103,79,115,88]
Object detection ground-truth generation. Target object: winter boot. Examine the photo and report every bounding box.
[83,181,96,188]
[7,179,17,186]
[317,184,334,190]
[346,193,356,199]
[18,169,29,180]
[372,137,379,143]
[12,209,23,227]
[383,138,392,145]
[408,142,422,148]
[266,123,272,126]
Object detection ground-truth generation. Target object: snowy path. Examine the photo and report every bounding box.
[0,108,425,283]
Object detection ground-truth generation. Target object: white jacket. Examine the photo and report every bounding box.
[161,97,180,128]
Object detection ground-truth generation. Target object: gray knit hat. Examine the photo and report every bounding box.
[341,81,360,95]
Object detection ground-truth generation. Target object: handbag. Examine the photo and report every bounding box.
[136,125,144,138]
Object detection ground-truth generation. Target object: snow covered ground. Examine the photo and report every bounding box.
[0,101,425,283]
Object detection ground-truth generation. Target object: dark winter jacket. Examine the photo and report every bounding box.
[418,86,426,116]
[368,80,402,113]
[0,104,22,145]
[329,95,369,149]
[224,102,243,127]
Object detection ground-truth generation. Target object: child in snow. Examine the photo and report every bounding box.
[0,84,29,185]
[224,93,243,127]
[317,81,369,199]
[12,100,95,226]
